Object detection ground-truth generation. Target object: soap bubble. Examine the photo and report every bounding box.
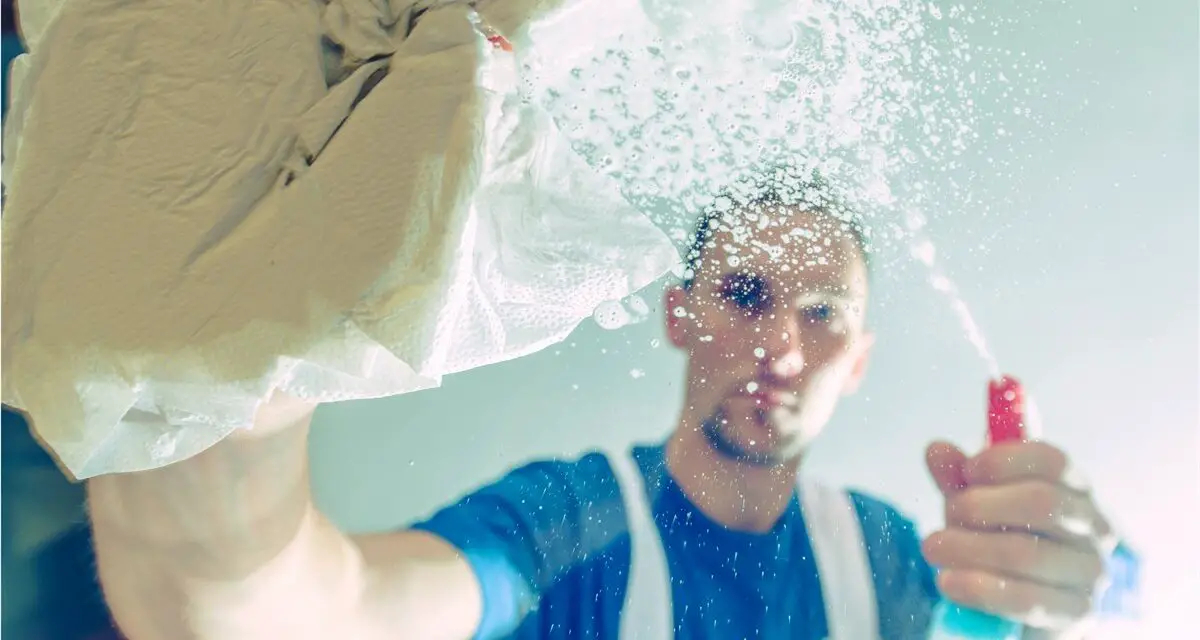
[593,294,654,330]
[626,294,651,317]
[593,300,631,330]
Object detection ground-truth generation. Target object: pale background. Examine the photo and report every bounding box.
[309,1,1198,636]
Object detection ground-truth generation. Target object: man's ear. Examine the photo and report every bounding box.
[841,331,875,395]
[664,287,690,348]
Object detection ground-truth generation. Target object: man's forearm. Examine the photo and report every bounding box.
[86,398,368,638]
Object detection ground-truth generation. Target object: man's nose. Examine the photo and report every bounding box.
[758,313,805,381]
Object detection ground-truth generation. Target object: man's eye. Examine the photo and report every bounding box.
[720,274,771,314]
[803,304,834,324]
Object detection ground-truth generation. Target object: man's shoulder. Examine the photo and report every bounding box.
[442,448,626,518]
[501,448,620,488]
[501,443,666,493]
[412,448,628,556]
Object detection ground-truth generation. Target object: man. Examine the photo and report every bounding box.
[85,178,1118,639]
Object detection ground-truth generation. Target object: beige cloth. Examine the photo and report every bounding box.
[2,0,676,479]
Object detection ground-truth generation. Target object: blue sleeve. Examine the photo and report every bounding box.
[850,492,939,638]
[411,452,624,640]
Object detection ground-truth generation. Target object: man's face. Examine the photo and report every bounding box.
[666,206,873,467]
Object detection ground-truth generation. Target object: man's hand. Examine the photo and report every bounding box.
[922,440,1116,637]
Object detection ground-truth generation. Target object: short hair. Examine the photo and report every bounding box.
[681,170,872,289]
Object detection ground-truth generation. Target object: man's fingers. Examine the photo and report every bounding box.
[926,440,969,497]
[936,568,1093,630]
[964,441,1087,490]
[922,529,1105,591]
[945,480,1107,541]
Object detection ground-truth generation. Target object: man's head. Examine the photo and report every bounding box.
[665,177,874,468]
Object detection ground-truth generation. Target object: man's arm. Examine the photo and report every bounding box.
[86,394,483,640]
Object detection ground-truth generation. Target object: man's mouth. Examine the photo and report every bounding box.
[738,383,797,410]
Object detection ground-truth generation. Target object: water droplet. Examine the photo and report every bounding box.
[673,306,688,318]
[746,381,760,393]
[754,347,766,359]
[650,338,661,348]
[630,369,646,379]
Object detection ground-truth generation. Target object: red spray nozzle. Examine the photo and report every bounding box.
[988,375,1027,445]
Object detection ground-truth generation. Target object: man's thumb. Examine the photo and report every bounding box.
[926,441,969,496]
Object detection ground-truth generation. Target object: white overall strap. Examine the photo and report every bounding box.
[799,480,880,639]
[608,450,674,640]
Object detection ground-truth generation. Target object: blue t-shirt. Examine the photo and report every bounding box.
[414,444,939,639]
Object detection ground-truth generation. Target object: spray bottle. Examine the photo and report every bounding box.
[927,375,1031,640]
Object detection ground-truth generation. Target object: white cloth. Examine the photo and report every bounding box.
[1,0,677,479]
[606,449,880,639]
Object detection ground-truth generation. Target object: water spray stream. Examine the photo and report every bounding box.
[904,209,1001,378]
